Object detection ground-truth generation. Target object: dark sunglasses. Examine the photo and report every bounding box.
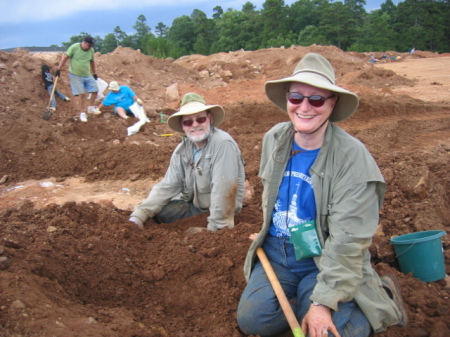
[287,92,334,108]
[181,116,208,127]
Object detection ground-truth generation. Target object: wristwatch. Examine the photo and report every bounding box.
[312,301,323,306]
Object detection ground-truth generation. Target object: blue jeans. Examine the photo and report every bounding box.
[47,85,68,108]
[237,236,372,337]
[154,200,204,224]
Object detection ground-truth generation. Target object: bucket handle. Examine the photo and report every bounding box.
[393,230,446,258]
[395,242,417,258]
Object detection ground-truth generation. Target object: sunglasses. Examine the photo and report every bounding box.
[181,116,208,127]
[287,92,334,108]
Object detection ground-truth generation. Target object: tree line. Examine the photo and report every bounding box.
[62,0,450,59]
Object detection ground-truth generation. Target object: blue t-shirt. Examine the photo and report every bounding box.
[102,86,135,109]
[269,142,319,238]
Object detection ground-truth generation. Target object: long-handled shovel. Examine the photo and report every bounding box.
[256,247,305,337]
[42,75,59,121]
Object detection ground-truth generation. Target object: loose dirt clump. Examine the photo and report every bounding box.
[0,45,449,337]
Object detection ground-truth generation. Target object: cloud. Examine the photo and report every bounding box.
[1,0,280,25]
[0,0,210,24]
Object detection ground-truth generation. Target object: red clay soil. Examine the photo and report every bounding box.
[0,45,449,337]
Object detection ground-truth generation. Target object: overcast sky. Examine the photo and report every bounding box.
[0,0,395,50]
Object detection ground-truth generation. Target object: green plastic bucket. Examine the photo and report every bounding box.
[390,230,446,282]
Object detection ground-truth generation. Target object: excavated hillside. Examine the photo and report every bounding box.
[0,45,449,337]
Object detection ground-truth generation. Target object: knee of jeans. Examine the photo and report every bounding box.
[341,320,372,337]
[236,309,268,336]
[237,299,288,337]
[236,307,253,335]
[237,297,263,333]
[335,302,372,337]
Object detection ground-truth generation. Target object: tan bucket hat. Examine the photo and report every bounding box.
[108,81,120,91]
[167,93,225,133]
[265,53,359,122]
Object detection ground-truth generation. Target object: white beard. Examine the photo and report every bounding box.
[186,128,210,144]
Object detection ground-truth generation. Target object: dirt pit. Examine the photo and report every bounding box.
[0,46,449,336]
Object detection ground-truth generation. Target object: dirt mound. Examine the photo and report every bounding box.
[0,46,449,337]
[340,66,416,89]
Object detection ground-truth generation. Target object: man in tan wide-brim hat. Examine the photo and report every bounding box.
[237,53,407,337]
[129,93,245,235]
[167,93,225,133]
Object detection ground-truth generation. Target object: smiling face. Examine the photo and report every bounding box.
[287,82,337,147]
[181,111,213,148]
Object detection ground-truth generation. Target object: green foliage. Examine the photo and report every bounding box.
[213,6,224,19]
[155,22,168,37]
[380,0,397,18]
[144,36,170,58]
[113,26,127,45]
[288,0,321,34]
[61,3,450,60]
[190,9,216,55]
[101,33,118,54]
[261,0,288,46]
[345,0,367,26]
[393,0,449,52]
[212,9,263,52]
[265,33,295,48]
[320,2,357,50]
[133,15,153,50]
[134,15,151,38]
[168,15,195,55]
[352,12,397,52]
[297,26,328,46]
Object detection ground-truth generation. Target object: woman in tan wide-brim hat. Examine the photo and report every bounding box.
[237,54,407,337]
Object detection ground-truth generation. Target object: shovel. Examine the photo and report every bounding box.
[256,247,305,337]
[42,75,59,121]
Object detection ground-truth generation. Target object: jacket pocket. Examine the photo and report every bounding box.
[195,156,212,194]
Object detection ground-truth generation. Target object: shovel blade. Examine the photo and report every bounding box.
[42,109,52,121]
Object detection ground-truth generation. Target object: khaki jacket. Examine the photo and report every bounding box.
[131,127,245,231]
[243,122,401,333]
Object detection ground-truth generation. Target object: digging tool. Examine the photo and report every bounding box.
[42,75,59,121]
[256,247,305,337]
[152,132,174,137]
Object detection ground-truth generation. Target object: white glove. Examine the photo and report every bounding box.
[129,216,144,229]
[136,99,143,106]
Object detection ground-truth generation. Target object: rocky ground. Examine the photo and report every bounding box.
[0,45,449,337]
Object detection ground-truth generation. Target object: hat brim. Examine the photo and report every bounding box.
[265,74,359,122]
[167,104,225,133]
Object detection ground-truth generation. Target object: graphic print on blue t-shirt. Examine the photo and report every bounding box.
[269,142,320,238]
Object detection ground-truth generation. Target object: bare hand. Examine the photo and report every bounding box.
[301,304,340,337]
[249,233,258,241]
